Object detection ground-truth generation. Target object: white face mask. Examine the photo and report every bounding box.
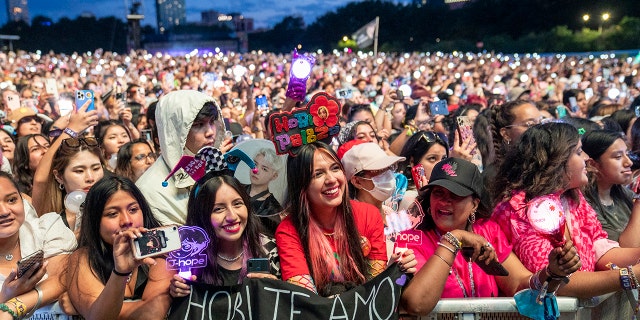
[362,170,397,202]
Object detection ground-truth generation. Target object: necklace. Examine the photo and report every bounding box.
[323,231,335,237]
[600,198,614,206]
[1,239,18,261]
[217,251,244,262]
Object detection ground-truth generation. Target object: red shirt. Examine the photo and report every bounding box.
[276,200,387,281]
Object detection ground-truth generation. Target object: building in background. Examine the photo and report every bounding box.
[6,0,29,24]
[201,10,253,52]
[155,0,185,34]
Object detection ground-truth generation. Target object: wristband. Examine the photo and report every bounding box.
[113,269,132,277]
[545,265,570,284]
[6,298,26,318]
[63,127,79,139]
[620,267,633,290]
[628,266,639,289]
[0,304,17,320]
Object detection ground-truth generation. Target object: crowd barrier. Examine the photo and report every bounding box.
[414,291,633,320]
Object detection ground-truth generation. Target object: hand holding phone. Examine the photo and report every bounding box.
[17,250,44,278]
[411,164,426,189]
[461,247,509,276]
[132,226,182,259]
[75,90,95,112]
[247,258,270,274]
[456,116,477,156]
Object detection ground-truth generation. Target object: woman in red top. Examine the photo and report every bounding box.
[275,142,415,297]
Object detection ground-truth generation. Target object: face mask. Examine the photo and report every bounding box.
[362,170,396,202]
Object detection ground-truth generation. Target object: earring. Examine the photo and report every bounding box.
[58,182,64,191]
[468,211,476,224]
[505,139,510,145]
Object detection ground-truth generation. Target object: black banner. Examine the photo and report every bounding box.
[168,264,407,320]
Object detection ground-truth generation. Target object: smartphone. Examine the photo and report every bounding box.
[335,88,353,100]
[6,94,20,111]
[45,79,58,96]
[255,95,268,110]
[58,99,73,117]
[247,258,270,274]
[429,100,449,116]
[456,116,477,155]
[396,89,404,101]
[568,96,578,113]
[556,105,567,118]
[75,89,95,112]
[17,250,44,278]
[21,98,38,110]
[584,88,594,101]
[132,225,182,259]
[141,129,153,142]
[461,247,509,276]
[411,164,426,189]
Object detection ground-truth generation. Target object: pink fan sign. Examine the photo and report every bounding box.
[527,195,566,247]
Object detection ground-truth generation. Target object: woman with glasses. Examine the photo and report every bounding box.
[582,130,639,246]
[7,107,44,138]
[398,131,448,212]
[115,139,156,183]
[32,100,101,232]
[13,134,50,196]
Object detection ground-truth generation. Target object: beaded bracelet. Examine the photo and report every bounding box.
[628,266,639,289]
[0,303,18,320]
[441,232,462,251]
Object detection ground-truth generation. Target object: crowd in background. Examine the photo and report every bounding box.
[0,47,636,319]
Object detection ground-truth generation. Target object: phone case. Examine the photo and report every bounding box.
[132,225,182,259]
[461,247,509,276]
[411,164,426,189]
[17,250,44,278]
[6,95,20,111]
[247,258,270,273]
[456,116,477,155]
[429,100,449,115]
[45,79,58,96]
[75,90,95,112]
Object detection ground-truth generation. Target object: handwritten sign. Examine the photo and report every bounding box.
[269,92,341,155]
[168,264,406,320]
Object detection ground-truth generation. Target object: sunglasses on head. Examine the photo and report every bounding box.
[61,137,99,149]
[418,131,440,144]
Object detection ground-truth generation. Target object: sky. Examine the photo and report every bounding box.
[7,0,404,30]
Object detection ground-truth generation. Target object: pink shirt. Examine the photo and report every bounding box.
[492,190,617,272]
[396,219,512,298]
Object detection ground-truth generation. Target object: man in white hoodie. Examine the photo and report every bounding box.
[136,90,228,225]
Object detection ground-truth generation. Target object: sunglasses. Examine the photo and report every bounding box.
[61,137,99,149]
[418,131,440,144]
[19,116,43,125]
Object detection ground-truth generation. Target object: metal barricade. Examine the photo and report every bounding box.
[412,292,631,320]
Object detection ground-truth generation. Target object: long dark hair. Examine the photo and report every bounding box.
[285,142,367,296]
[582,130,633,214]
[186,174,264,285]
[13,134,49,195]
[487,100,533,167]
[399,130,448,189]
[493,122,581,203]
[78,175,161,283]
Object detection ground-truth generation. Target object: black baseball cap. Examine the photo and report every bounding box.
[422,158,483,197]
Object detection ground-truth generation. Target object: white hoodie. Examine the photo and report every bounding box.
[136,90,224,225]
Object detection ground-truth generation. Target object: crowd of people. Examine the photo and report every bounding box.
[0,47,636,319]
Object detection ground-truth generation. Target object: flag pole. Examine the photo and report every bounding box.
[373,16,379,56]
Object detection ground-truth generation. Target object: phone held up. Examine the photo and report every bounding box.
[75,89,95,112]
[17,250,44,278]
[132,225,182,260]
[411,164,426,189]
